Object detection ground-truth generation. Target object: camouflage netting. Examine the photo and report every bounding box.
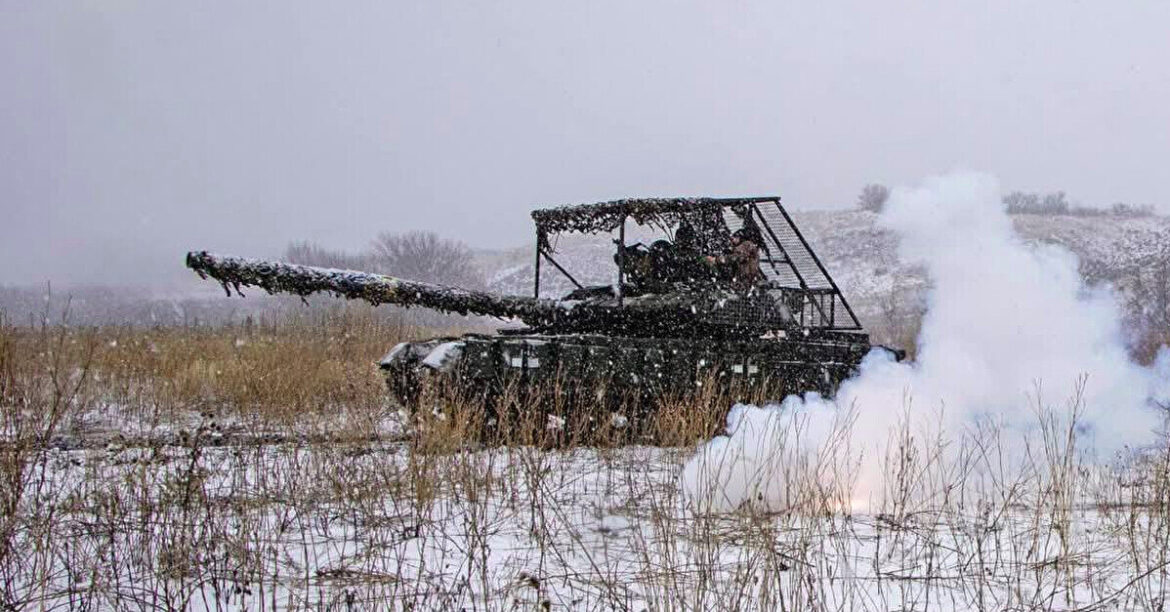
[186,251,564,324]
[530,197,770,251]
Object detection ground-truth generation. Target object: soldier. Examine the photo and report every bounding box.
[614,242,654,293]
[706,227,765,290]
[666,223,704,283]
[673,223,698,252]
[641,224,705,287]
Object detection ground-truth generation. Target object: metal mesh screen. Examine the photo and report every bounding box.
[722,201,860,330]
[722,203,833,290]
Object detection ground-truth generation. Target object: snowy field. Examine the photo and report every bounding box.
[9,418,1170,611]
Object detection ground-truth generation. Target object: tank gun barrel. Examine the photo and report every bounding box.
[187,251,798,338]
[186,251,563,323]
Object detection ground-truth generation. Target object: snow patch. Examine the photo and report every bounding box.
[421,342,464,371]
[379,342,411,366]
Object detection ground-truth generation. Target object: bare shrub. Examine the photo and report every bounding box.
[1005,191,1157,218]
[369,231,485,289]
[1083,234,1170,364]
[282,232,483,289]
[281,240,370,270]
[857,183,891,213]
[0,308,97,607]
[1004,190,1071,215]
[1127,254,1170,364]
[1111,202,1156,217]
[866,279,925,358]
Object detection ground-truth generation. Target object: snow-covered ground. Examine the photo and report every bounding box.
[14,426,1170,610]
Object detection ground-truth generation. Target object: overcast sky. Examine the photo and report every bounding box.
[2,1,1168,286]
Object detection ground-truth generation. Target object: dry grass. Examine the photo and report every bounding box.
[87,308,417,419]
[1,306,1169,610]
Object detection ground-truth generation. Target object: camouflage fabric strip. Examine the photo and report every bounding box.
[185,251,564,323]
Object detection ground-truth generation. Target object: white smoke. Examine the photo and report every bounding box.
[682,172,1167,513]
[679,397,845,512]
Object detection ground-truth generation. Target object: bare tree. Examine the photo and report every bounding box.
[857,184,890,213]
[1003,191,1040,214]
[368,231,485,288]
[1003,190,1071,215]
[1110,202,1155,217]
[282,241,369,270]
[1040,191,1069,215]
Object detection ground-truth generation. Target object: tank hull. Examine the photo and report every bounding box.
[380,332,873,412]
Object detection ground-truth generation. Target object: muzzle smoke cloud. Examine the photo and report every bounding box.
[682,172,1169,512]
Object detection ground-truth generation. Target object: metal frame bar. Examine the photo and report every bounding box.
[533,242,541,299]
[616,213,626,305]
[748,201,833,327]
[539,248,584,290]
[772,203,863,330]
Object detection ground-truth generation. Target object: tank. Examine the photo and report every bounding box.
[187,197,897,415]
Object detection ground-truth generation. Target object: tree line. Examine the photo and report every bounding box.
[856,183,1157,217]
[283,231,485,289]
